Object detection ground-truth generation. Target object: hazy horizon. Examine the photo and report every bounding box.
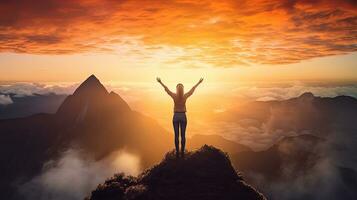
[2,75,357,151]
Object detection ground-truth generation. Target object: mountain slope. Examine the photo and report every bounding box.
[87,145,266,200]
[233,134,324,180]
[0,93,67,119]
[188,134,251,154]
[214,92,357,135]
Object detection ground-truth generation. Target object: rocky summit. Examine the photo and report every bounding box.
[86,145,266,200]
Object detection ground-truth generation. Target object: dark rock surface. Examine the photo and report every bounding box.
[87,145,266,200]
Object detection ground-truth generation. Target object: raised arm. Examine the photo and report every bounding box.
[157,77,175,97]
[184,78,203,98]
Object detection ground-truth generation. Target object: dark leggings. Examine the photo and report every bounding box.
[173,112,187,153]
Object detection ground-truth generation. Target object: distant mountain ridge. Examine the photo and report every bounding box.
[0,93,67,119]
[188,134,251,155]
[214,91,357,136]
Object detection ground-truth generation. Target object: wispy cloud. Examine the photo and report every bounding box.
[0,82,77,97]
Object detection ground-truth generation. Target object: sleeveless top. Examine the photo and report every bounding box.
[164,87,195,112]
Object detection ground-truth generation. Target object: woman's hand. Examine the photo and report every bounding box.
[156,77,162,83]
[192,78,203,89]
[198,78,204,84]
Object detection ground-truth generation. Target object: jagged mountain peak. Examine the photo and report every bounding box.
[299,92,314,99]
[88,74,99,80]
[73,74,108,96]
[56,75,130,119]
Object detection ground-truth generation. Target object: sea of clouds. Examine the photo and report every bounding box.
[18,149,141,200]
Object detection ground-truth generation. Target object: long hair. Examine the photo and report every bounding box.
[176,83,184,98]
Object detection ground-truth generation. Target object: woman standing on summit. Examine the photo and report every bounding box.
[157,77,203,158]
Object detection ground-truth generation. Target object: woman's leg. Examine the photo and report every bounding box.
[180,117,187,155]
[173,119,180,156]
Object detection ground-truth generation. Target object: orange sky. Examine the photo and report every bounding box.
[0,0,356,82]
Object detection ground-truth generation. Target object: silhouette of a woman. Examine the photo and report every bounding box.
[157,77,203,158]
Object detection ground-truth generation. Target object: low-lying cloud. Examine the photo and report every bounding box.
[0,94,13,105]
[0,83,77,97]
[234,83,357,101]
[18,149,141,200]
[248,128,357,200]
